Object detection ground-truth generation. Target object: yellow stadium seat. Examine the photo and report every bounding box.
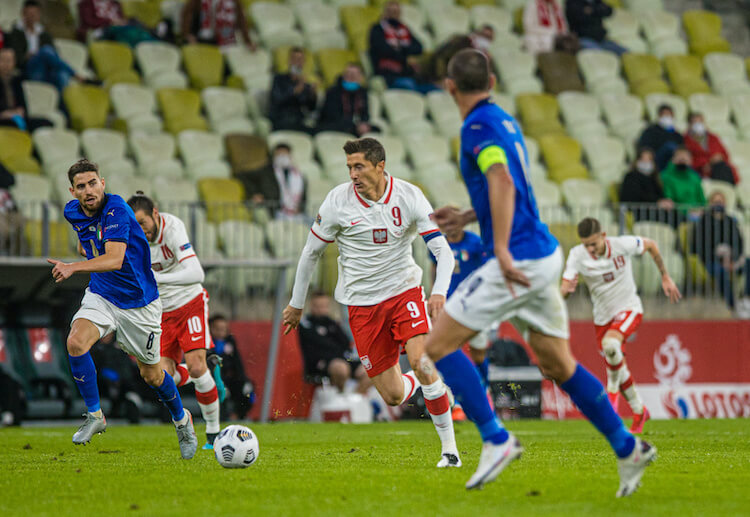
[547,222,579,255]
[539,135,589,183]
[340,6,380,53]
[120,0,162,28]
[516,93,565,139]
[272,46,319,84]
[664,54,711,98]
[682,10,731,57]
[182,44,224,90]
[622,53,670,97]
[63,84,110,131]
[315,49,358,88]
[198,178,251,223]
[0,128,40,174]
[156,88,208,135]
[89,41,138,84]
[25,220,75,257]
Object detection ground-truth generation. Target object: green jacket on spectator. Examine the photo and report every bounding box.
[660,162,706,208]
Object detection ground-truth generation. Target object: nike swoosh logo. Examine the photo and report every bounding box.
[191,336,203,342]
[350,220,363,225]
[411,320,424,328]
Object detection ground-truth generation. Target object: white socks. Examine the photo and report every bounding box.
[602,336,644,414]
[421,379,457,455]
[193,370,220,434]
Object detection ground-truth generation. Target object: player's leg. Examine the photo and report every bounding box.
[368,363,419,406]
[185,348,221,447]
[468,328,491,388]
[404,334,461,467]
[327,358,352,392]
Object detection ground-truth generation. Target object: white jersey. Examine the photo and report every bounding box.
[562,236,645,325]
[311,174,441,306]
[149,212,203,312]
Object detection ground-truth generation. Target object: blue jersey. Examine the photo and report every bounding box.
[64,193,158,310]
[459,98,557,260]
[430,230,486,297]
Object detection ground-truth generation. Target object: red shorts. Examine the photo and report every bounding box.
[348,286,430,378]
[160,290,213,364]
[594,311,643,351]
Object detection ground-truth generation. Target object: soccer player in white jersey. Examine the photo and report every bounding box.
[282,138,461,468]
[127,192,221,450]
[561,217,681,433]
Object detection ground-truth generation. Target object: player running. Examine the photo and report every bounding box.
[561,217,681,433]
[51,159,197,458]
[282,138,461,468]
[422,49,655,496]
[127,192,222,450]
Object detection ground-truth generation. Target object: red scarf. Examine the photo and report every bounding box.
[537,0,565,31]
[200,0,237,47]
[378,20,412,74]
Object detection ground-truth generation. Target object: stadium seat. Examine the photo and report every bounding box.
[491,92,516,116]
[516,93,565,139]
[268,130,314,163]
[577,49,628,96]
[400,3,426,30]
[599,92,645,149]
[315,131,355,169]
[89,41,139,85]
[21,81,66,128]
[469,5,512,32]
[81,128,128,166]
[704,53,750,96]
[393,117,436,139]
[11,174,56,222]
[0,128,40,174]
[25,220,75,257]
[315,49,358,88]
[63,84,110,131]
[110,83,161,134]
[129,131,183,178]
[524,137,540,165]
[633,251,684,295]
[688,93,735,139]
[533,178,562,207]
[105,175,153,199]
[182,44,224,90]
[604,9,647,52]
[622,53,670,98]
[152,177,199,206]
[664,54,711,98]
[537,51,585,95]
[415,160,460,183]
[404,134,451,168]
[632,220,676,250]
[639,9,680,43]
[202,87,255,136]
[361,134,406,165]
[305,30,349,52]
[198,177,251,223]
[682,10,731,57]
[381,90,426,126]
[262,29,306,52]
[340,6,380,53]
[429,179,471,209]
[701,179,737,211]
[157,88,208,135]
[728,94,750,139]
[426,90,462,138]
[135,41,187,89]
[557,91,602,129]
[385,161,416,182]
[54,38,94,79]
[644,93,688,132]
[539,135,589,183]
[493,50,543,96]
[225,134,269,176]
[178,129,226,172]
[307,177,337,209]
[223,46,272,92]
[580,135,628,186]
[560,178,606,208]
[251,2,296,43]
[426,4,470,43]
[547,222,579,255]
[32,128,80,176]
[734,173,750,205]
[217,220,274,293]
[294,2,340,35]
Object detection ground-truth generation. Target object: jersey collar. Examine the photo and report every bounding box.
[466,96,493,119]
[77,193,109,219]
[588,239,612,260]
[353,173,393,208]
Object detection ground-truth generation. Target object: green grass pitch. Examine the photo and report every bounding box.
[1,419,748,516]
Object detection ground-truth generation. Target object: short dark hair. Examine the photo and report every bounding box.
[343,137,386,166]
[657,103,674,115]
[272,142,291,153]
[577,217,601,238]
[127,191,155,214]
[289,46,304,55]
[208,314,227,326]
[687,111,703,122]
[23,0,41,8]
[447,48,491,93]
[67,159,100,185]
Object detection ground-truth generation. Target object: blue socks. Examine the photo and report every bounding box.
[561,364,635,458]
[435,350,508,445]
[68,352,101,413]
[152,370,186,422]
[477,357,490,388]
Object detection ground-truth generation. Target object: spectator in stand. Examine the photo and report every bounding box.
[245,143,307,220]
[423,25,496,84]
[369,1,432,92]
[0,162,22,255]
[77,0,161,46]
[565,0,626,55]
[318,63,376,137]
[637,104,685,172]
[269,47,317,133]
[6,0,80,92]
[660,146,706,211]
[209,314,255,420]
[298,292,369,394]
[684,112,738,185]
[181,0,254,49]
[524,0,570,55]
[691,191,750,316]
[0,48,52,132]
[619,147,675,223]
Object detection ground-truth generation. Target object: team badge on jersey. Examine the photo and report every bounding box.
[179,243,192,251]
[361,355,372,371]
[96,223,102,241]
[315,213,322,225]
[373,229,388,244]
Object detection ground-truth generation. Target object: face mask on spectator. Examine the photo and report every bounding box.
[289,65,303,76]
[342,80,360,91]
[675,163,688,172]
[636,160,654,175]
[691,122,706,136]
[274,154,292,169]
[711,204,725,213]
[659,115,674,130]
[473,36,491,51]
[387,18,400,26]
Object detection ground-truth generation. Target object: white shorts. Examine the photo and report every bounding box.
[73,289,163,365]
[445,248,569,340]
[468,327,491,350]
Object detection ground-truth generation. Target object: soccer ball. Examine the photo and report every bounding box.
[213,425,259,468]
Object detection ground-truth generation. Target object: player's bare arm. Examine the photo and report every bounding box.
[48,241,127,283]
[485,163,530,293]
[560,277,578,298]
[643,238,681,303]
[431,206,476,234]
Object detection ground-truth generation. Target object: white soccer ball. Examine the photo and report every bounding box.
[213,425,259,468]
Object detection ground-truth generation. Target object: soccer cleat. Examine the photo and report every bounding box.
[174,409,198,460]
[616,437,657,498]
[629,407,650,434]
[608,392,620,412]
[437,452,462,468]
[452,406,467,422]
[202,442,214,450]
[465,433,523,490]
[72,412,107,445]
[202,432,218,450]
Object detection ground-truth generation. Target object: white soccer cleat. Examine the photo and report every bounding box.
[465,433,523,490]
[616,437,657,497]
[437,452,462,468]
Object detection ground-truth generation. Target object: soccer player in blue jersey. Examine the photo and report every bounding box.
[50,159,197,458]
[422,50,655,496]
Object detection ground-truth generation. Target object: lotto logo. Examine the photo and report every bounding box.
[361,355,372,371]
[373,229,388,244]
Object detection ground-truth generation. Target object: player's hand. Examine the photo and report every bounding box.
[561,277,577,297]
[427,294,446,319]
[47,259,76,283]
[496,248,530,298]
[431,205,464,234]
[662,275,682,303]
[282,305,303,335]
